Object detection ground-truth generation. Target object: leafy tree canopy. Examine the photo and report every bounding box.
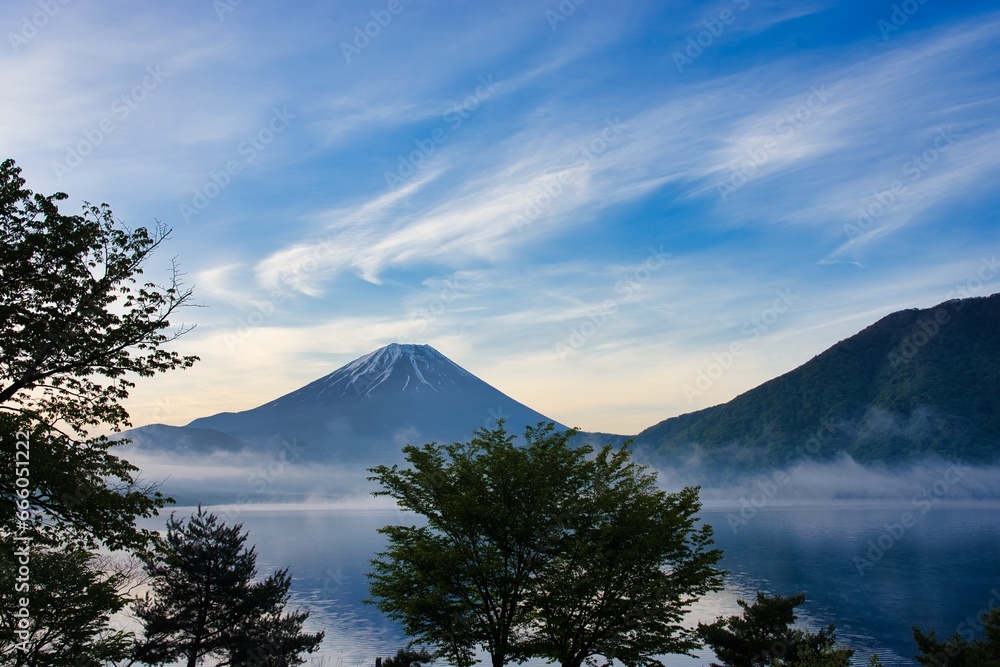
[0,158,197,436]
[0,157,197,552]
[0,157,198,664]
[0,546,133,666]
[367,422,723,667]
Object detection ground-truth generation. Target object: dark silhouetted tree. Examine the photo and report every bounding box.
[0,546,133,666]
[698,592,853,667]
[0,157,197,663]
[914,607,1000,667]
[0,157,197,551]
[133,507,323,667]
[378,647,436,667]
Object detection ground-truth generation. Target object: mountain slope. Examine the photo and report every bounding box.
[127,343,564,462]
[632,293,1000,472]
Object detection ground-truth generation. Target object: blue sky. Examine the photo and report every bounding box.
[3,0,999,435]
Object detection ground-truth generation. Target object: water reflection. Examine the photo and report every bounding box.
[139,503,1000,667]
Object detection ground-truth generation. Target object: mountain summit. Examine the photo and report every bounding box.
[127,343,564,462]
[258,343,480,404]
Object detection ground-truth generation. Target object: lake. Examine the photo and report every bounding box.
[139,502,1000,667]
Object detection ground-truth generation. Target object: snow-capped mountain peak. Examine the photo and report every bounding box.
[284,343,477,402]
[156,343,565,463]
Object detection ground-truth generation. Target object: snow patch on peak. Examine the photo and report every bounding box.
[306,343,478,399]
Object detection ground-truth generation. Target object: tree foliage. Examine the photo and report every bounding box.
[0,546,133,666]
[0,157,199,664]
[528,455,721,667]
[0,158,197,436]
[698,592,853,667]
[367,422,723,667]
[377,647,436,667]
[0,157,197,553]
[913,607,1000,667]
[133,506,323,667]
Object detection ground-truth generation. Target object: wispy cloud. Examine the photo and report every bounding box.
[4,1,996,434]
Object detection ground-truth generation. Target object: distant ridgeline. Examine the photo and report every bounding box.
[124,295,999,477]
[629,292,1000,473]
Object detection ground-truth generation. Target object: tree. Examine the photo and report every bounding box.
[0,546,133,666]
[0,157,198,664]
[377,647,436,667]
[0,156,197,552]
[698,592,853,667]
[368,423,592,667]
[367,422,723,667]
[133,506,323,667]
[528,458,722,667]
[913,607,1000,666]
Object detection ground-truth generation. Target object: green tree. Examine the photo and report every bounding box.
[528,452,722,667]
[0,157,197,664]
[0,156,197,552]
[367,422,723,667]
[368,423,591,667]
[698,592,853,667]
[913,607,1000,667]
[133,506,323,667]
[0,546,133,666]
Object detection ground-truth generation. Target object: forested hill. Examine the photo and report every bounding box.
[631,292,1000,472]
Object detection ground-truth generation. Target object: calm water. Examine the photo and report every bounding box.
[140,503,1000,667]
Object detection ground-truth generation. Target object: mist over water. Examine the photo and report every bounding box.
[124,443,1000,667]
[685,455,1000,503]
[127,440,1000,508]
[135,501,1000,667]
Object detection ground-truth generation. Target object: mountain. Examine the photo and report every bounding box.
[631,293,1000,474]
[127,295,1000,479]
[125,343,565,462]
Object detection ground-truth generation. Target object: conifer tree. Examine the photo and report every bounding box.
[698,592,853,667]
[913,607,1000,667]
[133,507,323,667]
